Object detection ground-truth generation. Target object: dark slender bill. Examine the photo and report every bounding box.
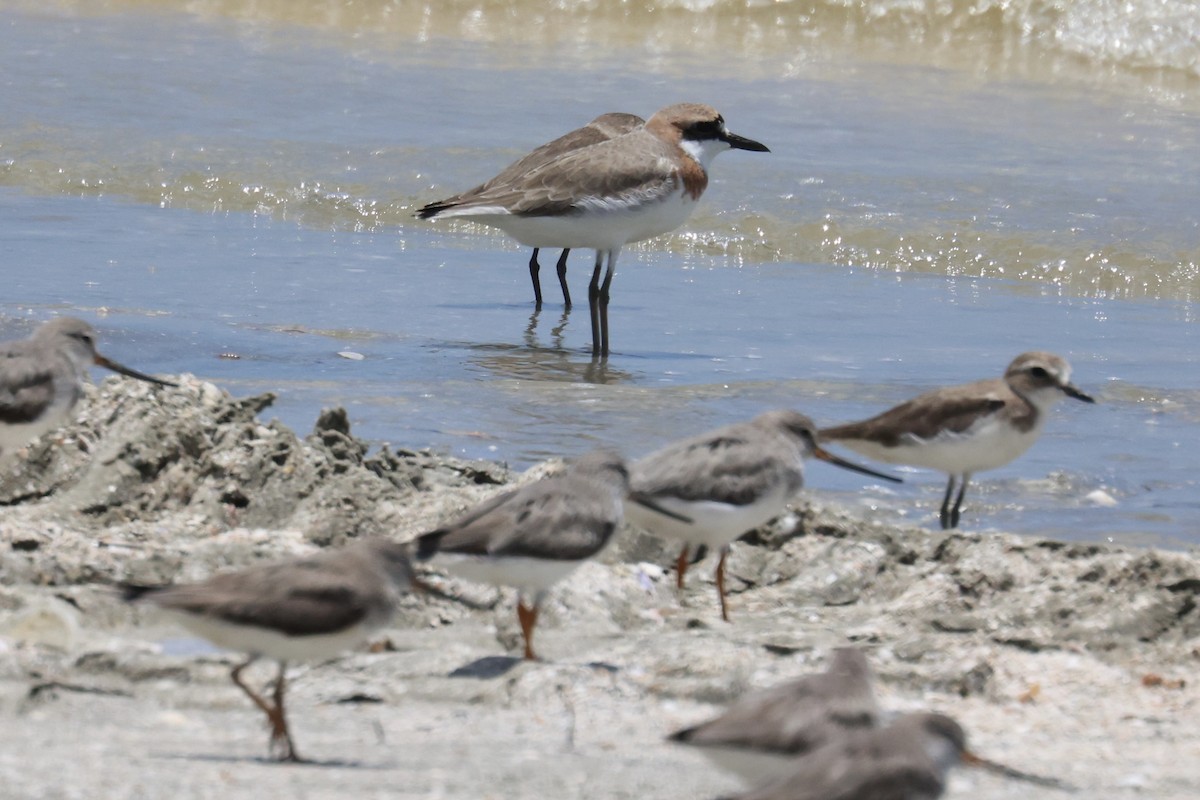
[629,491,694,523]
[964,751,1079,792]
[812,446,902,483]
[94,355,177,387]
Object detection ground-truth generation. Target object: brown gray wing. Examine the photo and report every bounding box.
[634,428,800,506]
[822,383,1008,446]
[142,557,372,637]
[0,356,57,425]
[482,126,618,188]
[672,674,876,754]
[733,739,941,800]
[420,477,617,561]
[430,133,680,218]
[433,114,644,206]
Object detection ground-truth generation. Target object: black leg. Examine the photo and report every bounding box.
[598,254,615,358]
[529,249,544,308]
[949,474,970,529]
[556,249,572,308]
[588,254,603,357]
[939,475,958,530]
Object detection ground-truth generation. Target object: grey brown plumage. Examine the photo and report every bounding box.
[715,713,969,800]
[0,317,175,457]
[670,648,881,782]
[123,538,416,762]
[626,410,898,620]
[418,112,645,308]
[820,352,1095,530]
[418,103,769,357]
[415,449,631,660]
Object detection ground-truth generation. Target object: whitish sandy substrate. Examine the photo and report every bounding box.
[0,378,1196,799]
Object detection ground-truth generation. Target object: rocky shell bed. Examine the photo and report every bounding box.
[0,378,1197,799]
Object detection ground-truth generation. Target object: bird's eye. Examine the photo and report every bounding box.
[1030,366,1049,379]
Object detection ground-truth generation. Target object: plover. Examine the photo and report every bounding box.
[415,448,684,660]
[418,103,769,357]
[0,317,175,458]
[669,647,881,783]
[714,712,973,800]
[122,538,417,762]
[432,112,645,308]
[625,410,900,621]
[820,351,1095,530]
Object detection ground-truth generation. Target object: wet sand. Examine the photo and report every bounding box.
[0,377,1197,799]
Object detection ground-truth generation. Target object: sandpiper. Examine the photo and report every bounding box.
[625,410,900,621]
[0,317,175,458]
[820,351,1095,530]
[415,449,684,660]
[122,538,416,762]
[669,647,881,783]
[715,712,973,800]
[436,112,645,308]
[418,103,769,357]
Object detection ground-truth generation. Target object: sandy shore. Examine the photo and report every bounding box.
[1,378,1196,799]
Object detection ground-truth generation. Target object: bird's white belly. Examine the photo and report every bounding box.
[163,609,380,662]
[839,418,1043,475]
[625,483,792,549]
[451,190,699,250]
[688,744,796,785]
[431,552,585,595]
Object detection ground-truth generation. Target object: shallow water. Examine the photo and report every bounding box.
[2,2,1198,546]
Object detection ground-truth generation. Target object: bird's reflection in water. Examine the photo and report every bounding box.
[460,308,634,385]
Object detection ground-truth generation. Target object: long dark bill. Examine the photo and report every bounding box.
[961,750,1078,792]
[629,492,695,524]
[94,354,177,387]
[812,445,902,484]
[722,131,770,152]
[1062,383,1095,403]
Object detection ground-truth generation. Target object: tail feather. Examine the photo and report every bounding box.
[414,530,447,561]
[415,201,457,220]
[118,583,163,603]
[667,724,699,743]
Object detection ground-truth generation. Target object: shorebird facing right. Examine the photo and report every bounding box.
[821,351,1096,530]
[1,317,175,458]
[121,538,417,763]
[714,712,975,800]
[418,103,769,357]
[625,410,900,621]
[455,111,645,308]
[670,647,882,784]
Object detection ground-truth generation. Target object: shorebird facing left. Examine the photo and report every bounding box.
[821,351,1096,530]
[415,449,689,660]
[122,538,417,763]
[625,410,900,621]
[0,317,175,458]
[417,103,769,357]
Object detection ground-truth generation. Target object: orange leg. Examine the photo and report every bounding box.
[517,600,540,661]
[231,657,302,762]
[715,548,730,622]
[675,545,691,589]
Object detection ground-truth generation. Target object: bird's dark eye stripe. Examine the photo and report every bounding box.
[689,119,724,137]
[1030,366,1049,378]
